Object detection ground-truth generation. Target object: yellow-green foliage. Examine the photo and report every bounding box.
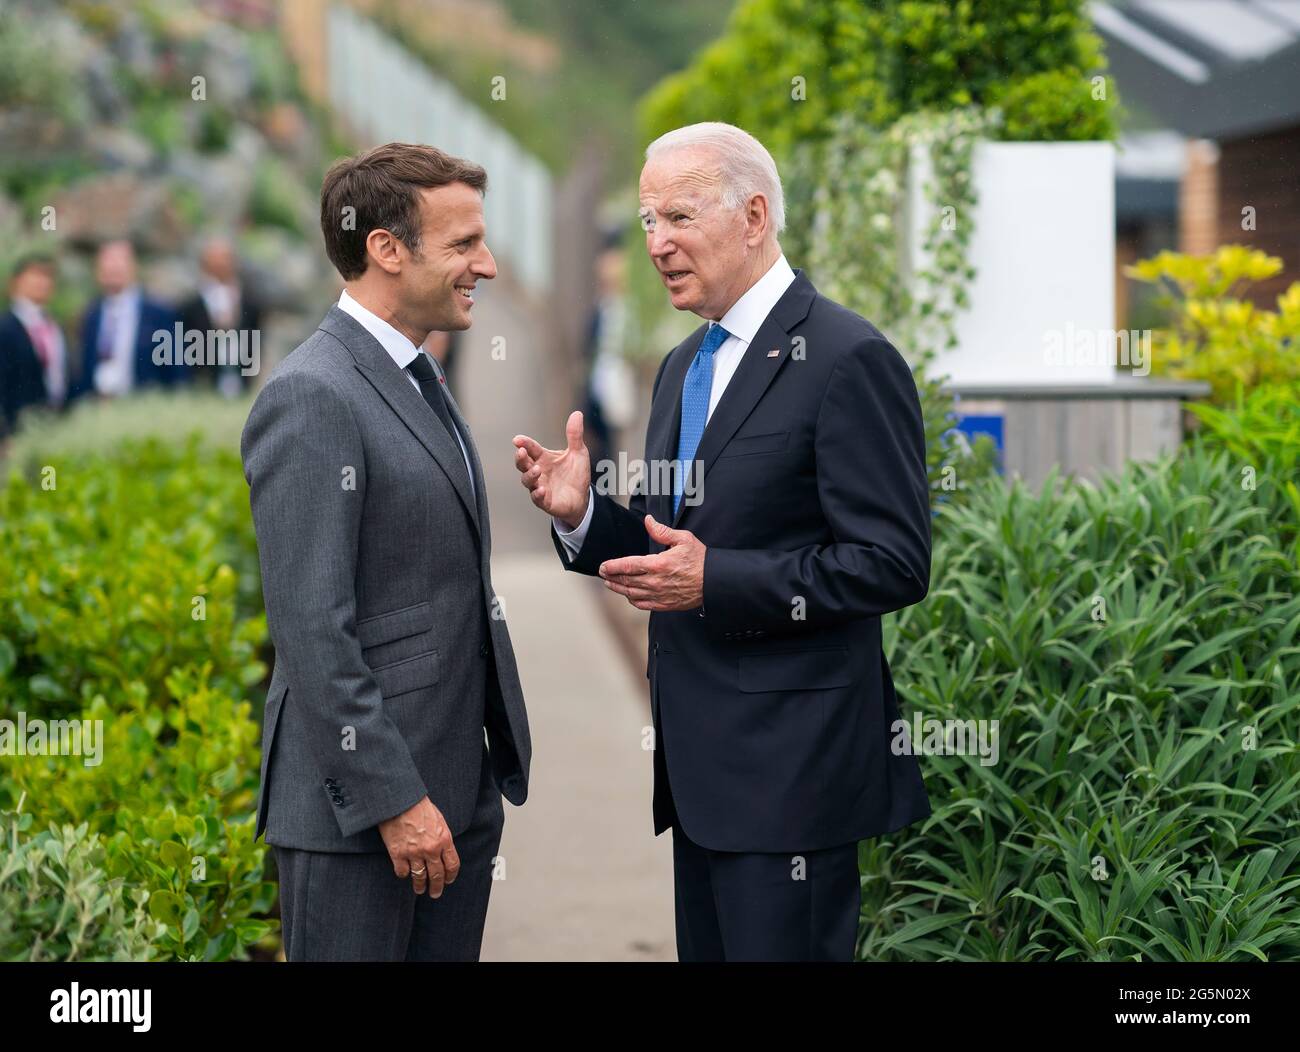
[1128,246,1300,404]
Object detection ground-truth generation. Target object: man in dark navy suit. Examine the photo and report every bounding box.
[76,240,182,399]
[514,122,932,961]
[0,255,64,439]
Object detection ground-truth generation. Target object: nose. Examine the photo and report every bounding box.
[474,243,498,280]
[646,224,674,261]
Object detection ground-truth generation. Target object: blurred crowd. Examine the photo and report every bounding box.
[0,237,263,440]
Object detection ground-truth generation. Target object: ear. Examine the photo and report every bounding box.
[744,192,770,248]
[365,228,404,276]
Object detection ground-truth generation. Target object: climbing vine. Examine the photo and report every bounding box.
[785,107,1002,501]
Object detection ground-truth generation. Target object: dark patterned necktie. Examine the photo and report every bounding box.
[406,350,459,444]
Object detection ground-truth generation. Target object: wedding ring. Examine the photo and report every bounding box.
[411,865,427,876]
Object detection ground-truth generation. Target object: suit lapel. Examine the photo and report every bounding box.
[670,271,817,528]
[319,308,481,538]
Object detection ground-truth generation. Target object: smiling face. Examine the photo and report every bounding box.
[395,181,497,334]
[638,146,770,321]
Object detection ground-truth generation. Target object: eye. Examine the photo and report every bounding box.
[672,214,690,224]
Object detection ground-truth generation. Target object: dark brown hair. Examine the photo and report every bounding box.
[319,142,487,280]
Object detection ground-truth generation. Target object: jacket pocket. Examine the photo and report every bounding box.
[717,430,789,458]
[372,649,440,699]
[357,601,434,648]
[738,647,851,692]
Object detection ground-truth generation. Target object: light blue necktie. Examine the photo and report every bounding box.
[673,322,731,517]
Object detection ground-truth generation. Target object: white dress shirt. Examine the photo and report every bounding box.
[555,253,796,558]
[337,289,475,498]
[94,286,142,397]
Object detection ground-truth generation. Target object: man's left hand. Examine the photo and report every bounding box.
[599,515,706,612]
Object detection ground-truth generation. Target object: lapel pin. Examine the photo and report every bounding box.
[767,348,780,358]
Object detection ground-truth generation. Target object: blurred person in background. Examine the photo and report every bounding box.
[1,254,67,438]
[180,235,263,398]
[582,233,636,468]
[77,239,182,399]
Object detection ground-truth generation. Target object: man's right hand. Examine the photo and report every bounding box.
[512,410,591,529]
[377,796,460,898]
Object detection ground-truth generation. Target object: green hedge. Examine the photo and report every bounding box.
[866,426,1300,960]
[0,422,276,961]
[641,0,1117,153]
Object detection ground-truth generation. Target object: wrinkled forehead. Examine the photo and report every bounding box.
[639,148,725,211]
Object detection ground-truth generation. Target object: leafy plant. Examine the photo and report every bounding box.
[1127,246,1300,403]
[641,0,1118,152]
[0,804,164,962]
[866,433,1300,960]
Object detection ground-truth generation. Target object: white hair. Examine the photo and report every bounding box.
[645,122,785,236]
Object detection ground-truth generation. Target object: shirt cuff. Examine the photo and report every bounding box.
[553,487,595,561]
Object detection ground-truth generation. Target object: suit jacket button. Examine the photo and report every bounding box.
[479,643,489,658]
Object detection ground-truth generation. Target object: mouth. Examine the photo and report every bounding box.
[661,270,691,288]
[455,285,475,303]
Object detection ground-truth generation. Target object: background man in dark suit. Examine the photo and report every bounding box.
[514,122,932,961]
[78,239,182,398]
[241,143,530,961]
[0,254,65,438]
[180,236,262,397]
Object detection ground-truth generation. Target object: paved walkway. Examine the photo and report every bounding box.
[455,288,676,961]
[479,555,674,961]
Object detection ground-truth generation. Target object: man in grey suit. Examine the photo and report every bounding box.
[241,142,531,961]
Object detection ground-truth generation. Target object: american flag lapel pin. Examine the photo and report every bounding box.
[767,348,780,358]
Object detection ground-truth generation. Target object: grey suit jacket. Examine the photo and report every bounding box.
[240,306,531,853]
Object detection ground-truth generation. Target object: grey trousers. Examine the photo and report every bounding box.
[274,744,505,961]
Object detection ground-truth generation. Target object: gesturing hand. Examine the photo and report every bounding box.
[512,411,591,529]
[599,515,707,612]
[378,796,460,898]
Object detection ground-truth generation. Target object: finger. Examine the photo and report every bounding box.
[424,857,446,899]
[565,410,585,452]
[644,514,688,547]
[442,841,461,886]
[512,434,546,460]
[513,445,536,473]
[600,556,653,578]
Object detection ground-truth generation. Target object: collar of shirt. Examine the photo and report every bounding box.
[714,253,796,346]
[338,288,421,373]
[10,297,47,329]
[104,286,141,315]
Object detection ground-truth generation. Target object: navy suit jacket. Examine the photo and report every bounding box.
[76,294,183,398]
[0,309,49,436]
[553,270,933,853]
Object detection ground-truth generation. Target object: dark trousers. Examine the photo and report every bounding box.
[671,824,861,961]
[274,743,504,961]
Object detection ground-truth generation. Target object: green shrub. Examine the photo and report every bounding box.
[641,0,1117,151]
[0,806,163,962]
[2,666,276,961]
[0,435,264,719]
[1128,246,1300,403]
[0,428,276,960]
[867,437,1300,960]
